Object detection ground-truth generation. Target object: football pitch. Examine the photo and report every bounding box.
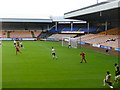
[1,41,119,88]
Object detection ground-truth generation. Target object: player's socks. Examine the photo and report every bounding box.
[110,86,113,88]
[104,84,106,86]
[103,79,106,86]
[56,56,58,60]
[52,56,54,59]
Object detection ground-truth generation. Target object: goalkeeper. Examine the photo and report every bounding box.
[68,41,71,48]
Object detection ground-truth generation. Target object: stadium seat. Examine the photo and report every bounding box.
[10,31,32,38]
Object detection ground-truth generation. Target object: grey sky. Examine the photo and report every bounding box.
[0,0,107,19]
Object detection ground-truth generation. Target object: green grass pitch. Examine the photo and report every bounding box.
[1,41,118,88]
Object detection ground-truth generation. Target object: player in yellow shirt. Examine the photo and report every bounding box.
[68,42,71,48]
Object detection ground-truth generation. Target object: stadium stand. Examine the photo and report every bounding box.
[33,31,42,38]
[38,31,54,39]
[1,31,42,38]
[0,31,7,38]
[48,34,77,40]
[73,33,119,48]
[79,27,98,33]
[62,27,80,31]
[49,27,62,32]
[99,28,120,35]
[83,35,118,44]
[77,34,104,42]
[48,25,99,33]
[100,38,120,48]
[67,26,119,48]
[10,31,32,38]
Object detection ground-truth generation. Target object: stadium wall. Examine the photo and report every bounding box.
[77,43,120,57]
[0,38,37,41]
[78,41,120,52]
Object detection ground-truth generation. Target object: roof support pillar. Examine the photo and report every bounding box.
[105,21,108,35]
[105,21,108,31]
[47,25,49,31]
[87,22,90,34]
[71,21,73,31]
[55,22,58,31]
[97,0,99,4]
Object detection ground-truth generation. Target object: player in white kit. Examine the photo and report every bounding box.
[52,47,58,59]
[14,40,16,47]
[103,71,113,88]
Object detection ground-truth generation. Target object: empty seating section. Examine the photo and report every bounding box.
[76,34,103,41]
[75,34,119,48]
[10,31,32,38]
[81,34,104,41]
[0,31,41,38]
[99,28,120,35]
[74,34,93,40]
[34,31,42,37]
[100,39,120,48]
[49,26,98,33]
[79,27,97,32]
[83,35,118,44]
[48,34,76,40]
[74,27,120,48]
[63,27,80,31]
[0,31,7,38]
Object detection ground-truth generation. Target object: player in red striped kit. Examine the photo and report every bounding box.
[16,46,22,55]
[80,52,87,63]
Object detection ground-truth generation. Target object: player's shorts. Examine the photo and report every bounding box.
[21,45,23,47]
[52,53,55,56]
[14,43,16,45]
[82,57,85,59]
[105,80,112,86]
[115,75,120,81]
[16,49,20,52]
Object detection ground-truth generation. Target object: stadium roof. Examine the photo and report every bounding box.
[64,0,120,22]
[0,17,86,23]
[51,16,86,23]
[0,18,52,23]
